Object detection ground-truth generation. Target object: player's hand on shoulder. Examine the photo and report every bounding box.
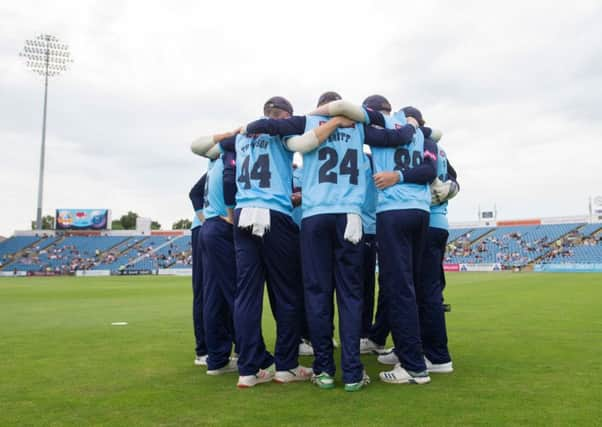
[335,116,355,128]
[406,116,419,128]
[227,127,243,138]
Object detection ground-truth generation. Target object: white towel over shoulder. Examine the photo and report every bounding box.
[238,207,271,237]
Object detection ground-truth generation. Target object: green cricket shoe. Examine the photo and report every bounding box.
[344,372,371,392]
[311,372,335,389]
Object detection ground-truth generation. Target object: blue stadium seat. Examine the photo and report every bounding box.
[446,223,582,267]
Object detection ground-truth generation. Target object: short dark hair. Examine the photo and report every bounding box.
[401,106,425,126]
[317,91,342,107]
[362,95,391,113]
[263,96,293,116]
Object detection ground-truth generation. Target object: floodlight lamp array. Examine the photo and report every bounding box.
[19,34,73,77]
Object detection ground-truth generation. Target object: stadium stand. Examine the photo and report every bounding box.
[0,235,62,269]
[0,236,40,257]
[125,235,192,270]
[580,223,602,237]
[8,236,129,273]
[93,236,147,271]
[446,223,583,266]
[1,221,600,274]
[94,236,172,271]
[446,228,473,243]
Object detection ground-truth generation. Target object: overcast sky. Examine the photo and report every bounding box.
[1,0,601,236]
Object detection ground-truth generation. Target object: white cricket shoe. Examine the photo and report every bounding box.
[206,359,238,376]
[377,349,400,365]
[274,365,313,383]
[425,357,454,374]
[299,340,314,356]
[379,363,431,385]
[237,364,275,388]
[359,338,384,354]
[194,355,208,366]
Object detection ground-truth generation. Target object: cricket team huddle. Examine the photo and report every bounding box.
[188,91,459,391]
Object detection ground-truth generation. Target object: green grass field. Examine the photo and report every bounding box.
[1,273,601,426]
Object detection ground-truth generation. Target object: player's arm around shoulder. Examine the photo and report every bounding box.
[310,100,370,123]
[373,137,438,190]
[286,116,355,153]
[417,138,438,183]
[245,116,306,137]
[364,117,418,148]
[190,128,241,159]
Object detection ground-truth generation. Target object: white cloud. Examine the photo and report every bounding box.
[1,0,601,236]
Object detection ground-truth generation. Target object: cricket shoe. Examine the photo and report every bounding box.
[311,372,335,390]
[206,359,238,376]
[194,355,208,366]
[299,340,314,356]
[377,349,400,365]
[344,371,371,392]
[359,338,384,355]
[379,363,431,385]
[237,364,275,388]
[425,357,454,374]
[274,365,313,383]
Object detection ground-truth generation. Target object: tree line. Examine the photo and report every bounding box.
[32,212,193,230]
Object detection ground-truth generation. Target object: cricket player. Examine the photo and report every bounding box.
[378,112,458,374]
[244,95,418,391]
[418,137,458,373]
[359,149,379,353]
[312,98,439,384]
[189,173,207,366]
[291,161,315,357]
[189,141,239,375]
[194,97,313,388]
[357,101,444,356]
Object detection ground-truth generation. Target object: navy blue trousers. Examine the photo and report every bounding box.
[376,209,428,373]
[233,209,303,376]
[191,226,207,357]
[200,217,236,370]
[297,252,310,341]
[361,234,377,338]
[418,227,452,364]
[369,277,390,346]
[301,213,364,384]
[299,287,310,341]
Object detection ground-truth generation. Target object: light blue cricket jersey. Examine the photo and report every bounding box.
[361,152,377,235]
[291,166,303,226]
[191,208,203,229]
[203,158,228,219]
[235,129,294,216]
[371,113,431,214]
[301,115,367,219]
[429,144,449,230]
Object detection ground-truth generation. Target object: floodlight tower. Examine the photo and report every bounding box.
[19,34,73,230]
